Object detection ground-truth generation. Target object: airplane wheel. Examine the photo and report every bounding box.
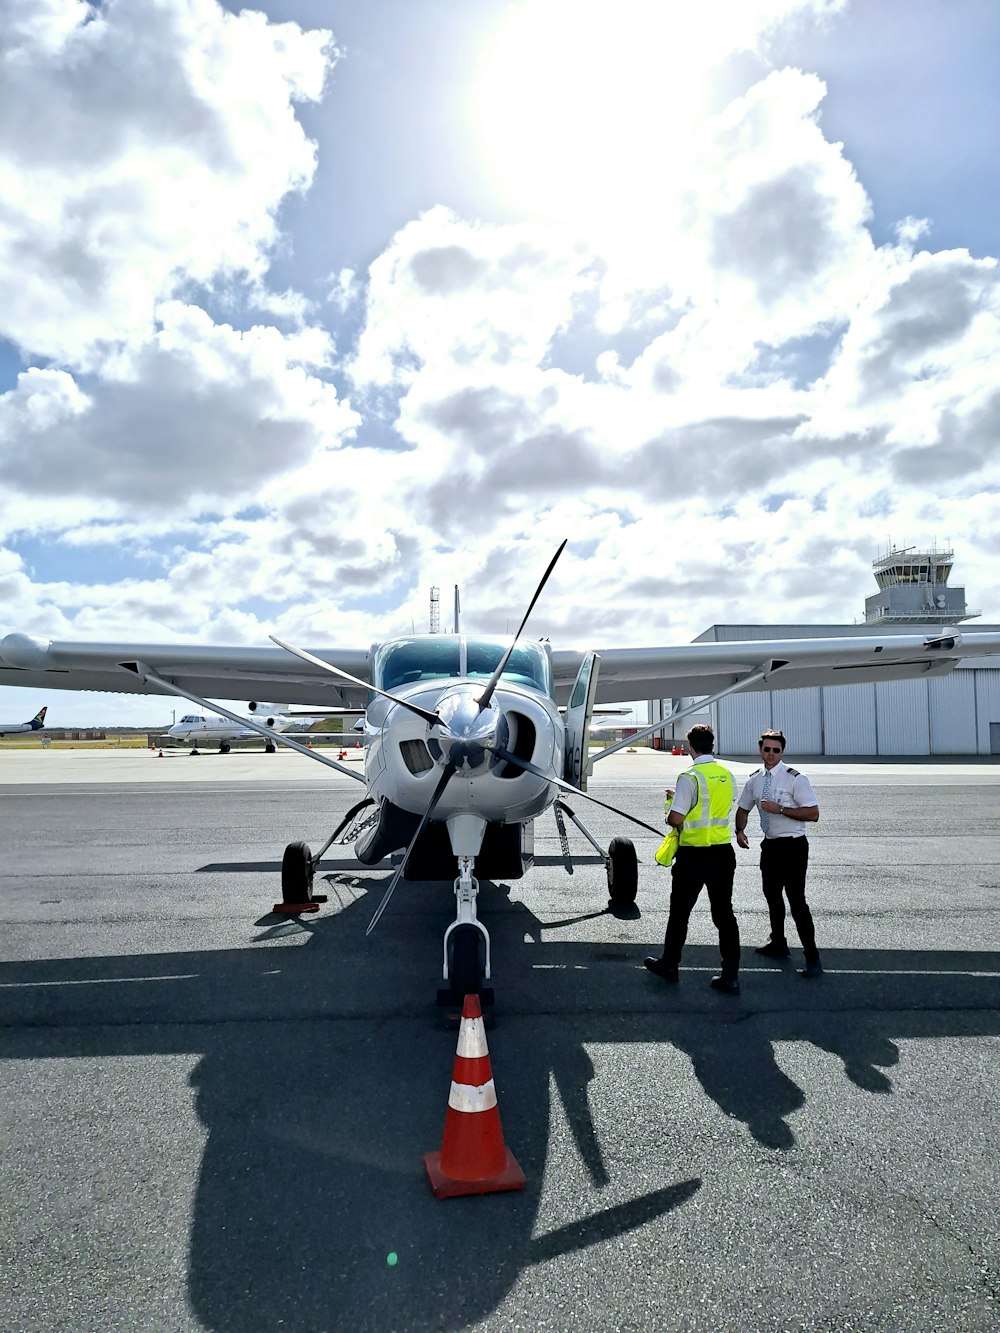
[265,740,276,753]
[281,841,314,904]
[606,836,638,905]
[219,741,231,754]
[449,926,482,1000]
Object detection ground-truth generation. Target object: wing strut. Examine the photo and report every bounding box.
[589,661,781,767]
[124,663,366,782]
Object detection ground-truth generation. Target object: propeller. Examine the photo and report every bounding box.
[365,761,457,936]
[269,634,441,727]
[490,745,664,838]
[476,539,567,712]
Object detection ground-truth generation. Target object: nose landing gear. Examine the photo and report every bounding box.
[438,855,493,1008]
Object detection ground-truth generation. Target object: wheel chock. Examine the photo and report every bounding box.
[271,892,328,915]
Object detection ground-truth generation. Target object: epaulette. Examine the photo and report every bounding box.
[750,767,762,776]
[786,766,800,777]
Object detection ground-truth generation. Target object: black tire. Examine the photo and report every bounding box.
[219,741,231,754]
[281,841,314,904]
[606,835,638,905]
[265,740,276,753]
[449,926,482,1000]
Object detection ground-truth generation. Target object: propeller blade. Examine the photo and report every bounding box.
[476,539,567,712]
[269,634,440,727]
[365,762,456,936]
[491,746,664,837]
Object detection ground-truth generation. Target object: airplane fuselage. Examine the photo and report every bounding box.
[360,635,564,862]
[0,707,48,737]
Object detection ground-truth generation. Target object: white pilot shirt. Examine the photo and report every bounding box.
[737,760,817,839]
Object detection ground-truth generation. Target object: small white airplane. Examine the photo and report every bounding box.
[0,705,47,737]
[2,541,999,1003]
[165,704,321,754]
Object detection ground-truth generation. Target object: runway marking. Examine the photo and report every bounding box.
[0,973,199,988]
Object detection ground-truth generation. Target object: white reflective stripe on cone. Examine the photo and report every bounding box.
[448,1079,497,1113]
[456,1017,488,1059]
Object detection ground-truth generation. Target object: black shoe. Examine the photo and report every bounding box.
[755,941,790,959]
[798,958,823,979]
[644,957,679,982]
[710,975,740,995]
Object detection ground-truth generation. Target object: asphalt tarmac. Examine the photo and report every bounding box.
[1,748,998,1331]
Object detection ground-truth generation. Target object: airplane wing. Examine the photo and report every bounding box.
[3,627,1000,711]
[552,629,1000,705]
[0,634,371,709]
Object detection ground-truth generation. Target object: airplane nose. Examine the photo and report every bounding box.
[426,689,509,775]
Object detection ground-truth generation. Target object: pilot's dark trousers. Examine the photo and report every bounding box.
[760,835,818,962]
[662,843,740,979]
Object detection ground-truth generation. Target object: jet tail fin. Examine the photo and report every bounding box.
[30,706,47,728]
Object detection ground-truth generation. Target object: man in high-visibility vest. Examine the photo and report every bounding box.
[644,723,741,994]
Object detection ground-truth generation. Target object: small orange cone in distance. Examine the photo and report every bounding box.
[424,994,525,1198]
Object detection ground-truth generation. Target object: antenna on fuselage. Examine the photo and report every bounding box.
[453,585,461,634]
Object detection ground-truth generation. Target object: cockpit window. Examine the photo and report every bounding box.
[374,638,461,692]
[372,636,553,697]
[465,639,553,695]
[179,715,204,723]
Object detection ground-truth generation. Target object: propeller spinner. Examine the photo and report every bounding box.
[427,687,509,775]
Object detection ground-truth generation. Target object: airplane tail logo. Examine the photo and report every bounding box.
[30,707,47,729]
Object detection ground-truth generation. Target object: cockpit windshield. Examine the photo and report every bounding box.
[372,636,553,697]
[465,638,553,694]
[374,638,461,692]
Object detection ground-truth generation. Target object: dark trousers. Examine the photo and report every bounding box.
[760,836,818,961]
[662,844,740,979]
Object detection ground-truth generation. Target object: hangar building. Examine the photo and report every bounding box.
[657,546,1000,757]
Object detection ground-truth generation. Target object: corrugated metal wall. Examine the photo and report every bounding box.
[822,683,877,754]
[712,668,1000,755]
[715,693,769,757]
[773,688,823,754]
[973,669,1000,753]
[876,679,930,754]
[929,672,978,754]
[691,625,1000,755]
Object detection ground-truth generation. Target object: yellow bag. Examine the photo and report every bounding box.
[654,828,679,867]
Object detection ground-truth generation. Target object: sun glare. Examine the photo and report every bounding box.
[473,1,733,231]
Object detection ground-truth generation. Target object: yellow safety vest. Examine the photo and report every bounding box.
[678,759,734,847]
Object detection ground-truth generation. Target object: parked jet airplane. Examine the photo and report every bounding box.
[0,705,47,737]
[2,542,999,1001]
[165,704,320,754]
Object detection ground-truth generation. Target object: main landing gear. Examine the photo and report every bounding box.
[554,801,639,909]
[605,835,638,907]
[275,799,377,913]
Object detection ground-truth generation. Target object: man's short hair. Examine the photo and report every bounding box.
[759,729,786,750]
[687,724,715,754]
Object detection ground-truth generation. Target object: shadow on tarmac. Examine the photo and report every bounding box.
[2,874,999,1329]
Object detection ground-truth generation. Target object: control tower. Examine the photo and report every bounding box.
[864,544,979,625]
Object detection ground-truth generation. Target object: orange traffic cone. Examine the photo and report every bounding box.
[424,994,525,1198]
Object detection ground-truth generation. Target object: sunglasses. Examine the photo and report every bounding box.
[760,745,782,754]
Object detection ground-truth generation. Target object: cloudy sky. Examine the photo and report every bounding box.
[1,0,998,725]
